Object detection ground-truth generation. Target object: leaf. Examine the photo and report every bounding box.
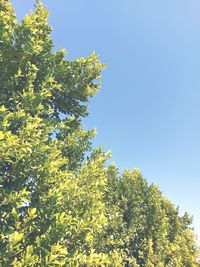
[28,208,37,218]
[0,105,6,112]
[9,231,24,247]
[0,131,5,140]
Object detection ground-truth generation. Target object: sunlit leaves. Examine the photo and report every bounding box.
[0,0,199,266]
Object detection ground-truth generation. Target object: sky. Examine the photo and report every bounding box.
[12,0,200,238]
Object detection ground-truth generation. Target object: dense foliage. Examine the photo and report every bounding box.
[0,1,199,266]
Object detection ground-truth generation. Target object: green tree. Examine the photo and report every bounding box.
[104,168,200,266]
[0,1,199,266]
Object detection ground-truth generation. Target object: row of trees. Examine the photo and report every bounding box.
[0,1,199,266]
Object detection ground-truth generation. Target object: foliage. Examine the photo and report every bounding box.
[0,1,199,266]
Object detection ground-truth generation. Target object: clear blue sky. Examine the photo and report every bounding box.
[12,0,200,238]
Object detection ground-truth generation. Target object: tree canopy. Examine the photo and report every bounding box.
[0,1,199,266]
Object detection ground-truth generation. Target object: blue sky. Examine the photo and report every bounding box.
[12,0,200,237]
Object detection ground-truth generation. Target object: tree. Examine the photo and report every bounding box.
[0,1,199,266]
[105,167,200,266]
